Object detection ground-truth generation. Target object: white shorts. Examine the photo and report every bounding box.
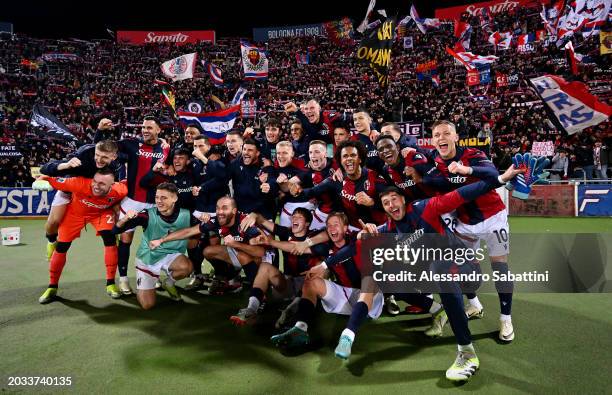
[320,279,384,319]
[119,197,155,232]
[280,202,316,228]
[51,191,72,207]
[310,207,328,230]
[455,209,510,257]
[135,253,183,290]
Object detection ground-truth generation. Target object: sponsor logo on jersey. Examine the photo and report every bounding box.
[340,189,357,201]
[137,149,165,159]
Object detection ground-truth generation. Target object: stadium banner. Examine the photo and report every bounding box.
[509,185,575,216]
[435,0,534,20]
[117,31,215,45]
[398,122,423,137]
[0,188,56,217]
[577,185,612,217]
[417,137,490,155]
[252,23,324,42]
[0,145,23,158]
[531,141,555,156]
[41,53,82,62]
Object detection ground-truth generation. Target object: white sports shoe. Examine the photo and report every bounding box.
[465,304,484,319]
[118,278,133,295]
[446,351,480,381]
[425,309,448,337]
[499,319,515,342]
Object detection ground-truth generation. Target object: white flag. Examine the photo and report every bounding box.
[161,53,197,82]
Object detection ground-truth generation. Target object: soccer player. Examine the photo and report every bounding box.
[258,118,282,165]
[289,140,387,229]
[37,169,127,304]
[284,97,342,144]
[428,120,515,342]
[187,135,229,290]
[227,138,278,220]
[221,129,244,165]
[229,208,324,326]
[289,119,310,162]
[375,135,437,201]
[149,196,264,295]
[113,183,194,309]
[270,212,384,361]
[95,115,170,295]
[39,139,119,260]
[351,109,384,172]
[365,162,520,381]
[275,141,312,227]
[294,140,336,229]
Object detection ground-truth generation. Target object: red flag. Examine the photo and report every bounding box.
[564,41,578,75]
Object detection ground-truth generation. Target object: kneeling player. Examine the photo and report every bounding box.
[114,183,194,309]
[270,212,384,361]
[229,208,327,326]
[37,169,127,304]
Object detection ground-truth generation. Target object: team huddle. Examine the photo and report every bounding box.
[34,98,527,382]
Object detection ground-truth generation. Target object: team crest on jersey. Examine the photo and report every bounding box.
[107,197,115,203]
[363,180,370,191]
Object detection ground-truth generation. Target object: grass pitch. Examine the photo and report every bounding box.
[1,217,611,394]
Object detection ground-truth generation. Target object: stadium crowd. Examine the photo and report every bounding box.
[0,3,611,186]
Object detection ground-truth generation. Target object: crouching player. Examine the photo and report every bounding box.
[37,168,127,304]
[229,208,327,326]
[270,212,384,361]
[113,183,194,309]
[362,164,521,381]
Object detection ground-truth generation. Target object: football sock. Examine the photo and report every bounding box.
[492,261,513,316]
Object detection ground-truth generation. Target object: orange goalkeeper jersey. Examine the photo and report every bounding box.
[46,176,127,218]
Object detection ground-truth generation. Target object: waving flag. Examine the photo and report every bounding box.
[564,41,585,75]
[177,105,241,144]
[240,40,268,80]
[579,0,612,37]
[30,104,77,142]
[488,31,513,49]
[202,60,225,87]
[530,75,612,135]
[161,53,197,82]
[161,86,176,112]
[454,21,472,50]
[410,5,441,34]
[357,0,377,33]
[446,45,498,71]
[230,86,248,105]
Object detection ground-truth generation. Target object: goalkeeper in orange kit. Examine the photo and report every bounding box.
[34,168,128,304]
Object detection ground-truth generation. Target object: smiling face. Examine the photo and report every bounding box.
[155,188,178,215]
[172,154,189,172]
[432,123,458,159]
[241,143,259,166]
[326,215,347,245]
[276,144,294,168]
[376,138,399,166]
[94,148,117,168]
[141,119,160,144]
[184,127,200,144]
[340,146,361,178]
[308,142,327,170]
[215,197,237,227]
[353,112,371,134]
[90,173,115,196]
[303,100,320,124]
[265,125,280,143]
[291,212,309,236]
[381,191,406,221]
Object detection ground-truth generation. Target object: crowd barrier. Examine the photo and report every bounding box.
[1,184,610,218]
